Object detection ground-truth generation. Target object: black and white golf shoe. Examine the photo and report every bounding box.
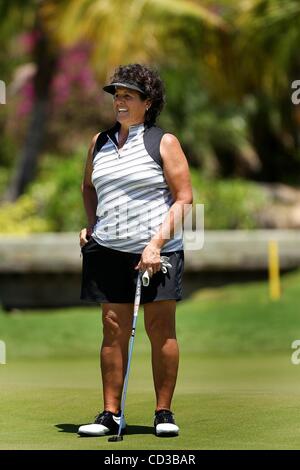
[78,410,126,436]
[154,409,179,436]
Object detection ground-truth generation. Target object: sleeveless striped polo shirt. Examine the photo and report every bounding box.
[90,121,183,254]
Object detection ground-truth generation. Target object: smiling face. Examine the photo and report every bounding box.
[113,87,151,128]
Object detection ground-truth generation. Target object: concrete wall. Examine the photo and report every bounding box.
[0,230,299,310]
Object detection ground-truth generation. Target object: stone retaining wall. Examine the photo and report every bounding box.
[0,230,299,310]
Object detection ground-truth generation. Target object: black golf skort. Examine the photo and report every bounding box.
[80,236,184,304]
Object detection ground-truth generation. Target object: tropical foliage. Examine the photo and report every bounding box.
[1,0,300,230]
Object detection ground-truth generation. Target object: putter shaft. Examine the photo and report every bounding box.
[108,271,142,442]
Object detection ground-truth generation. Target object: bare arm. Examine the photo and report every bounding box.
[79,133,100,246]
[150,133,193,249]
[135,133,193,273]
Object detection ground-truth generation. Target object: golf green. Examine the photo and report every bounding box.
[1,353,300,449]
[2,269,300,449]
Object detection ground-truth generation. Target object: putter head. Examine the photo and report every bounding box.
[108,435,123,442]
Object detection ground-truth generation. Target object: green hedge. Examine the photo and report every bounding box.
[0,153,268,234]
[30,151,87,232]
[190,169,268,229]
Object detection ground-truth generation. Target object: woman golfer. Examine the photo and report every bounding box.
[78,64,193,437]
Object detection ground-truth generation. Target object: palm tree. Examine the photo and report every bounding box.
[3,0,228,200]
[1,0,59,201]
[41,0,228,80]
[231,0,300,182]
[172,0,300,181]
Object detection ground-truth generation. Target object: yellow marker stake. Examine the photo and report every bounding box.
[268,240,281,300]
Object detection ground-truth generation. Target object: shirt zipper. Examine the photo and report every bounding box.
[108,135,121,158]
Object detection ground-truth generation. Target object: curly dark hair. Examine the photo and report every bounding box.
[110,64,165,126]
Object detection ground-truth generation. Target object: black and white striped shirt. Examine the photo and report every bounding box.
[91,121,183,254]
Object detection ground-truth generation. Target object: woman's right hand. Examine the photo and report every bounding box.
[79,226,93,248]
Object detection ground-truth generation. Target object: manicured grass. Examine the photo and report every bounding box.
[1,269,300,449]
[1,268,300,359]
[1,354,300,449]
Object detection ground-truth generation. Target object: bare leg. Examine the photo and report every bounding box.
[143,300,179,411]
[100,303,133,414]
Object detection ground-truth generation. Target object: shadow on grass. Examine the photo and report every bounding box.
[55,424,154,436]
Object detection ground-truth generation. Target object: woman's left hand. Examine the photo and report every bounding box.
[135,243,161,277]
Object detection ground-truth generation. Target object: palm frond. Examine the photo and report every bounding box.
[40,0,230,79]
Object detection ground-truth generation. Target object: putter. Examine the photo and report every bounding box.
[108,270,142,442]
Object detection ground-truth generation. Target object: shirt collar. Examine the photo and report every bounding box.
[106,121,145,146]
[127,122,145,137]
